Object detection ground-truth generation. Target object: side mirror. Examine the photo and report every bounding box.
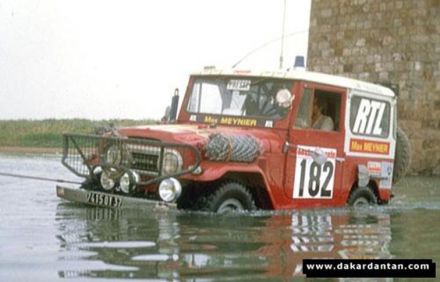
[161,106,171,122]
[162,88,179,123]
[169,88,179,121]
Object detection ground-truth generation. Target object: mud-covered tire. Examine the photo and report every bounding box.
[347,186,377,207]
[393,127,411,184]
[195,182,256,213]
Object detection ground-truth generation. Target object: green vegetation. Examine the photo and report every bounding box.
[0,119,156,148]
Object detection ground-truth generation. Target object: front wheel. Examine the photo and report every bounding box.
[347,186,377,207]
[195,182,256,213]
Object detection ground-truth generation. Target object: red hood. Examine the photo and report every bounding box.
[116,124,287,153]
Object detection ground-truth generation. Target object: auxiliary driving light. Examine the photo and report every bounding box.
[93,166,103,177]
[100,168,117,191]
[158,178,182,202]
[119,170,140,194]
[276,89,294,108]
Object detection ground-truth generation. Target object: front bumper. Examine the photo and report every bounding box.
[56,185,177,210]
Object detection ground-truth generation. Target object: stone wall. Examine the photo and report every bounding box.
[307,0,440,175]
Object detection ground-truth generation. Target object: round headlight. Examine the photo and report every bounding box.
[119,170,139,194]
[104,145,122,166]
[162,150,183,175]
[100,168,116,191]
[158,178,182,202]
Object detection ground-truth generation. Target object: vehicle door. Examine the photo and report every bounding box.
[284,82,346,207]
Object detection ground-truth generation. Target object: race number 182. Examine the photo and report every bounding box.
[293,146,336,199]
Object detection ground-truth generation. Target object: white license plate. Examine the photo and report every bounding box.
[86,192,123,208]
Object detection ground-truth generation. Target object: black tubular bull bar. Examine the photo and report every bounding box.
[61,134,201,186]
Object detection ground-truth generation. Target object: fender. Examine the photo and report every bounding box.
[180,161,276,205]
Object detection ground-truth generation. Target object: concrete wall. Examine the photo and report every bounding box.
[307,0,440,175]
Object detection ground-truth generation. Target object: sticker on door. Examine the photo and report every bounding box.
[293,145,336,199]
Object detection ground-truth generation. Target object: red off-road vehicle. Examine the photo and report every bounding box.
[57,68,410,212]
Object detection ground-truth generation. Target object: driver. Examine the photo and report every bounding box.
[312,96,334,131]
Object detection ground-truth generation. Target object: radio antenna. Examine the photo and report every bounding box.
[279,0,287,69]
[231,30,307,69]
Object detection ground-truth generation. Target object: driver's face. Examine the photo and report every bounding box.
[313,99,320,115]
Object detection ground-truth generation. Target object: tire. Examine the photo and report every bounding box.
[205,134,261,162]
[347,186,377,207]
[195,182,256,213]
[393,127,411,184]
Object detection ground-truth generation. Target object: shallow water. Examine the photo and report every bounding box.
[0,154,439,281]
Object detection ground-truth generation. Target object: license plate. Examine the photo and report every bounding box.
[86,191,123,208]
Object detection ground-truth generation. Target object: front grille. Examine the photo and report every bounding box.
[131,152,159,173]
[62,133,201,185]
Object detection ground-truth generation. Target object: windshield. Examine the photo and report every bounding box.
[187,77,293,119]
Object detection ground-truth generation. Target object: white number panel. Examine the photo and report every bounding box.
[293,145,336,199]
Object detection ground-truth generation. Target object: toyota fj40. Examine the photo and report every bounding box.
[57,68,410,212]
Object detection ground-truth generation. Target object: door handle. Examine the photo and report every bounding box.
[283,141,296,153]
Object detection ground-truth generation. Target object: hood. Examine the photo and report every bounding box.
[116,124,287,153]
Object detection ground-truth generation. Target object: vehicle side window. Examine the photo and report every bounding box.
[295,88,341,131]
[350,96,391,138]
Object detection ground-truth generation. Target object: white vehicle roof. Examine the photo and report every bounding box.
[193,68,395,98]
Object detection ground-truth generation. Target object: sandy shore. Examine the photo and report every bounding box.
[0,146,62,154]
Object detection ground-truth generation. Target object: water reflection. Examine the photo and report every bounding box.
[251,211,392,278]
[55,205,393,280]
